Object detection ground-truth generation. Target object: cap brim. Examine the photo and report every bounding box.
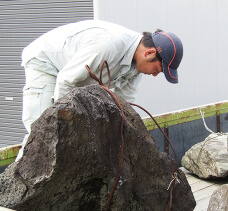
[162,61,178,84]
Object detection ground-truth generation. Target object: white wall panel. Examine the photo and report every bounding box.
[94,0,228,117]
[217,1,228,101]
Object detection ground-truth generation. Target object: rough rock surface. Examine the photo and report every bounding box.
[0,85,196,211]
[182,133,228,179]
[208,184,228,211]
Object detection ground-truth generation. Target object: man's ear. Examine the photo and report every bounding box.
[144,47,157,58]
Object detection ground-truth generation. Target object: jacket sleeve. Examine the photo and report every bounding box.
[54,41,114,101]
[113,73,142,103]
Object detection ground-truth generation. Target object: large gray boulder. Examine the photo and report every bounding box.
[182,133,228,179]
[208,184,228,211]
[0,85,196,211]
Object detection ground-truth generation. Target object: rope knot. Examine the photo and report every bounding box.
[85,61,111,88]
[167,172,180,190]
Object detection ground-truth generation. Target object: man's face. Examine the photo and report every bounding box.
[136,58,163,76]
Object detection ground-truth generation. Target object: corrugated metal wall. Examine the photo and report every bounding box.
[0,0,94,147]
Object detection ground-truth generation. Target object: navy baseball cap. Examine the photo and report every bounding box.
[152,31,183,83]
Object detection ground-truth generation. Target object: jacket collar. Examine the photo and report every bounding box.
[120,36,142,66]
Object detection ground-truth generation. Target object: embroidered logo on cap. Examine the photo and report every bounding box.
[156,46,162,53]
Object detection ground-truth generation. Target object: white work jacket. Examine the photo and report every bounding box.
[22,20,143,102]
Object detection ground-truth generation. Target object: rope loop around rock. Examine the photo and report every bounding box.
[86,61,124,211]
[200,110,216,134]
[200,109,226,136]
[85,60,179,211]
[129,103,179,211]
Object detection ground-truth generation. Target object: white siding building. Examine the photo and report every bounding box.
[94,0,228,117]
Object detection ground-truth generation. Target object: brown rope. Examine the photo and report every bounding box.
[129,103,178,173]
[85,61,124,211]
[129,103,179,211]
[85,61,179,211]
